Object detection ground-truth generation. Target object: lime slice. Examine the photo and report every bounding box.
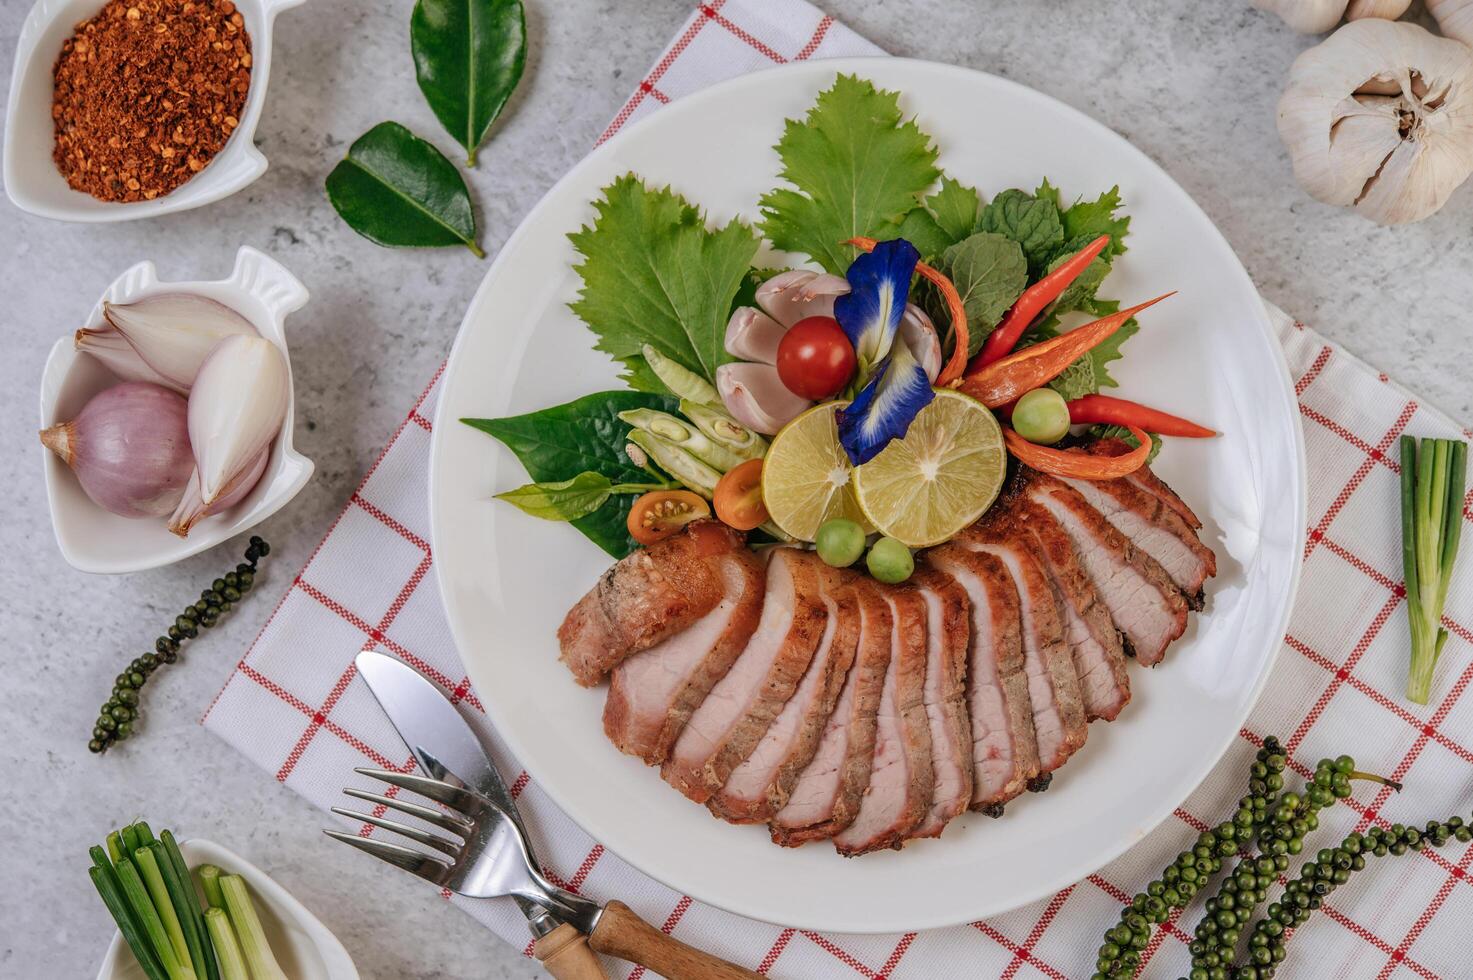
[762,401,873,542]
[853,389,1006,547]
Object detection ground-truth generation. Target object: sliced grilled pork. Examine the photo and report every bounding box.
[1087,438,1203,529]
[559,522,745,686]
[923,546,1038,812]
[709,567,861,823]
[1058,474,1217,605]
[1021,473,1187,666]
[958,518,1087,776]
[771,580,893,846]
[662,549,828,804]
[1011,500,1131,722]
[603,547,766,764]
[906,567,973,840]
[833,587,934,856]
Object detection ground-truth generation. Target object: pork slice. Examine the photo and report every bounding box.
[922,546,1038,812]
[1086,438,1203,529]
[833,587,934,856]
[905,566,973,840]
[1022,474,1188,666]
[1010,499,1131,722]
[710,566,861,823]
[662,549,828,804]
[603,547,766,764]
[958,518,1087,775]
[559,522,745,686]
[1058,473,1217,605]
[770,580,893,846]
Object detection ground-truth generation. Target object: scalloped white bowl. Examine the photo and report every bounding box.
[95,838,359,980]
[4,0,304,222]
[39,246,314,574]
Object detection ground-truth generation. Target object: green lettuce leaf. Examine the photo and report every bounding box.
[940,232,1028,356]
[569,175,759,384]
[464,390,679,557]
[759,75,941,274]
[977,188,1065,276]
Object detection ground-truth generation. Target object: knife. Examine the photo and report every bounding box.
[355,649,608,979]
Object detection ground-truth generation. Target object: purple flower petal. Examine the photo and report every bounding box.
[833,239,919,376]
[837,341,935,465]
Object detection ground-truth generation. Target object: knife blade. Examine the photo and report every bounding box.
[355,649,554,933]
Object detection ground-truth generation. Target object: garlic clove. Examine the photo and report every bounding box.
[898,303,943,382]
[1346,0,1413,19]
[1277,20,1473,224]
[103,292,258,390]
[724,307,789,364]
[715,362,812,435]
[187,335,289,507]
[75,326,188,393]
[1427,0,1473,45]
[1253,0,1349,33]
[166,446,269,537]
[755,270,851,328]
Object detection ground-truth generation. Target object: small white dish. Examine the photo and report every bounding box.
[4,0,304,223]
[40,245,314,574]
[95,838,359,980]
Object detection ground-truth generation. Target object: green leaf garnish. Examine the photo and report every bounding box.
[759,75,941,274]
[411,0,527,166]
[939,232,1028,357]
[569,175,759,384]
[927,176,984,244]
[977,188,1065,276]
[1062,185,1132,257]
[1089,424,1163,463]
[326,122,483,255]
[495,472,616,522]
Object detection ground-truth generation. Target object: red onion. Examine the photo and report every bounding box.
[39,382,193,518]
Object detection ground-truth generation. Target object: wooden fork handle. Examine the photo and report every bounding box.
[588,900,764,980]
[534,923,609,980]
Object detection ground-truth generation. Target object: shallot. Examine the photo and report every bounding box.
[74,326,184,393]
[94,292,258,391]
[39,382,194,518]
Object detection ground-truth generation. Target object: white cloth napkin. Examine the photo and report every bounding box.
[206,2,1473,976]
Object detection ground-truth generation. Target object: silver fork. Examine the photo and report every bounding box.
[327,767,763,980]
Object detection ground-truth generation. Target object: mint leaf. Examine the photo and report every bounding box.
[1089,424,1162,463]
[1062,185,1131,257]
[928,176,983,243]
[464,390,679,557]
[570,175,759,384]
[941,232,1028,356]
[759,75,941,274]
[977,189,1065,276]
[495,472,613,522]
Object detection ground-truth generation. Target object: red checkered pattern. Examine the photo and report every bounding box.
[204,2,1473,976]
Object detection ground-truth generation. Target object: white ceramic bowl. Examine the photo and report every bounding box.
[95,838,359,980]
[4,0,304,222]
[39,245,314,573]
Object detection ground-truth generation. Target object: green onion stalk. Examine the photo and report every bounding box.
[220,874,287,980]
[1401,436,1467,704]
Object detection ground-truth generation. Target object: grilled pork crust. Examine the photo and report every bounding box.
[558,522,745,686]
[905,566,974,841]
[709,566,862,823]
[770,579,893,846]
[603,546,767,764]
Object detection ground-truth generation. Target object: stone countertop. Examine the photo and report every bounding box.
[3,1,1470,977]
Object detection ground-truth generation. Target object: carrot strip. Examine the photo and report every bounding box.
[970,234,1112,372]
[956,293,1174,408]
[1004,424,1152,479]
[1066,394,1217,438]
[844,236,969,386]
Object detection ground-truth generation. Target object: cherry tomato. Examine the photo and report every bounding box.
[713,458,769,531]
[626,490,711,546]
[776,316,856,400]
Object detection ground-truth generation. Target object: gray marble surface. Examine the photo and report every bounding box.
[3,0,1471,977]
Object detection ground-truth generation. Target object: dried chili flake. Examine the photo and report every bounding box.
[51,0,252,203]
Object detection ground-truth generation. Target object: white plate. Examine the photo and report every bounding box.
[429,58,1305,933]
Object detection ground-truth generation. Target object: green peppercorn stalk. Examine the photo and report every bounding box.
[88,537,270,754]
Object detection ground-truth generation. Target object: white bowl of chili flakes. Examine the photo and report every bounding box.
[4,0,303,223]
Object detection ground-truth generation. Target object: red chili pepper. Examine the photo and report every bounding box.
[1003,423,1152,479]
[1065,394,1217,438]
[956,293,1174,408]
[968,234,1112,374]
[845,236,969,386]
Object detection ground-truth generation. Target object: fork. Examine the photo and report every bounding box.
[327,767,765,980]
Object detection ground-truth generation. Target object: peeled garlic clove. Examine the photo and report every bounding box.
[166,446,269,537]
[103,292,258,390]
[898,304,942,382]
[1347,0,1413,19]
[1277,20,1473,224]
[755,270,851,328]
[716,362,811,435]
[75,326,188,393]
[187,335,289,509]
[1253,0,1349,33]
[724,307,788,364]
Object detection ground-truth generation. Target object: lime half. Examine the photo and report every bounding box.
[761,401,873,542]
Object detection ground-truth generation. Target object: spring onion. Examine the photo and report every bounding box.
[90,848,167,980]
[1402,436,1467,704]
[159,833,218,980]
[204,909,249,980]
[197,864,226,910]
[220,874,288,980]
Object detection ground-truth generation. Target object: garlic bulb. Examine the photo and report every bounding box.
[1428,0,1473,45]
[1253,0,1349,34]
[1346,0,1413,19]
[1277,20,1473,224]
